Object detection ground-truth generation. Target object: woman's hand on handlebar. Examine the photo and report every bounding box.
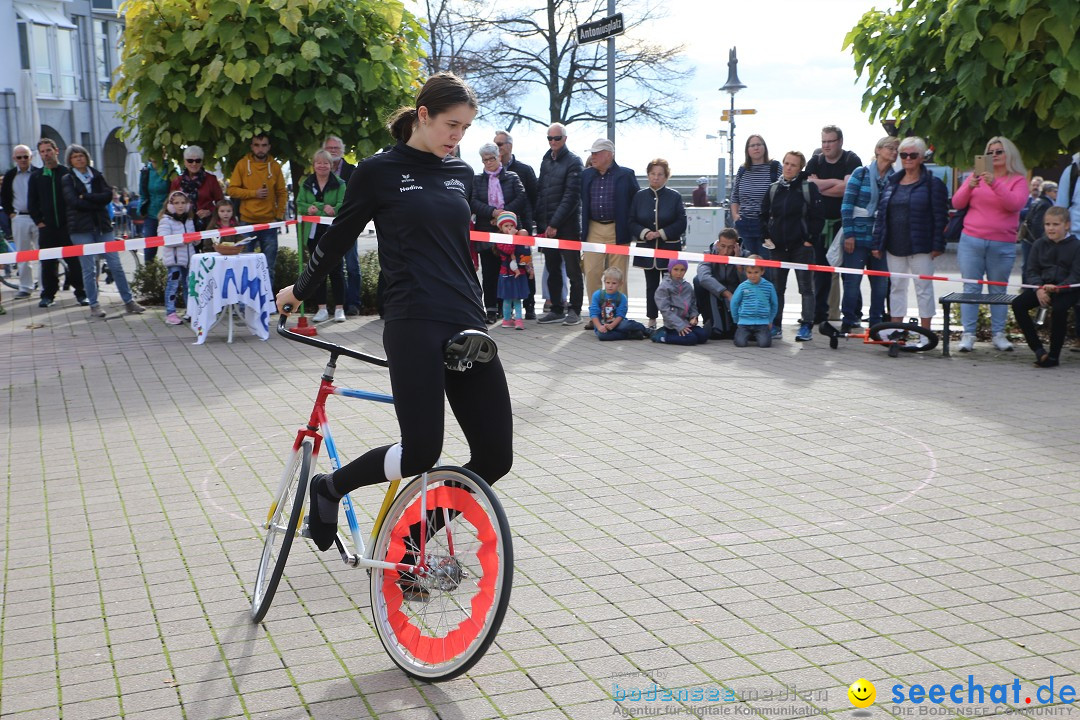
[276,286,299,316]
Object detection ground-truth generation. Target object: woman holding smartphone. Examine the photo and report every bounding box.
[951,136,1029,353]
[275,73,513,552]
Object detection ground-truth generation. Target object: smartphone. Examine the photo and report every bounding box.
[973,155,988,176]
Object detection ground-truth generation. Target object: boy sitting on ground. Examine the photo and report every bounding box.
[589,267,648,340]
[731,257,779,348]
[1012,206,1080,367]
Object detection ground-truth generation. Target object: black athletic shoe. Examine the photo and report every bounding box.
[306,473,339,551]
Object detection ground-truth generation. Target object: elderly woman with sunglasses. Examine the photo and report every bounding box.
[169,145,224,231]
[950,136,1029,352]
[470,142,529,323]
[870,137,948,335]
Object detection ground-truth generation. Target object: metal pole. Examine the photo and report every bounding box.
[606,0,615,141]
[728,94,736,202]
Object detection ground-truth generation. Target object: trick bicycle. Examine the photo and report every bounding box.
[251,309,513,681]
[818,320,939,356]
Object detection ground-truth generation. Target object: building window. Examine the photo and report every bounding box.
[18,23,31,70]
[96,20,112,96]
[32,24,54,95]
[92,0,114,8]
[17,14,81,100]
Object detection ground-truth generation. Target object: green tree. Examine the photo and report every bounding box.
[846,0,1080,167]
[114,0,425,171]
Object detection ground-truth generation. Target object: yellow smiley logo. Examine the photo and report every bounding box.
[848,678,876,708]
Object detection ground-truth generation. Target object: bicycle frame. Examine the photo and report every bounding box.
[276,355,443,579]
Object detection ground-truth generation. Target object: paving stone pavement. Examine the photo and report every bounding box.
[2,271,1080,720]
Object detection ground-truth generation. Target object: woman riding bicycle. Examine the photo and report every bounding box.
[276,73,513,552]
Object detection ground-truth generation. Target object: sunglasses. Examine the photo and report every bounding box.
[494,141,506,147]
[898,152,922,160]
[186,158,203,163]
[988,149,1005,156]
[14,155,30,159]
[547,135,564,141]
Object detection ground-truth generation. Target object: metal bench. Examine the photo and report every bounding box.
[939,291,1020,356]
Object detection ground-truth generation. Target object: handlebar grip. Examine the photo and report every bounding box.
[278,304,293,331]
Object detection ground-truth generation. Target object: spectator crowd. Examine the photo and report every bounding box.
[2,124,1079,369]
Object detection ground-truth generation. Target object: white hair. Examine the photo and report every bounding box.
[478,142,500,159]
[183,145,204,160]
[897,136,927,156]
[495,130,513,144]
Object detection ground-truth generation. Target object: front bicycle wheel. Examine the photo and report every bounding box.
[869,322,938,353]
[370,466,513,681]
[251,439,311,622]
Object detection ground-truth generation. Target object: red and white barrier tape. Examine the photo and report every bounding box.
[2,215,1074,291]
[0,220,292,264]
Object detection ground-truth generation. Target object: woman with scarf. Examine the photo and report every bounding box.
[169,145,224,230]
[296,149,347,323]
[470,142,528,323]
[838,136,898,332]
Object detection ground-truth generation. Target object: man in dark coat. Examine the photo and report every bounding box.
[535,122,584,325]
[695,228,747,339]
[26,138,86,307]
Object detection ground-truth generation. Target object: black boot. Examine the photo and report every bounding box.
[307,473,340,551]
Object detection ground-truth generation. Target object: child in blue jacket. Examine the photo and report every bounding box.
[730,257,779,348]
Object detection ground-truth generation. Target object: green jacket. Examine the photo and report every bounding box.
[296,173,346,249]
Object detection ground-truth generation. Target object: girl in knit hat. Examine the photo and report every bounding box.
[494,211,532,329]
[652,258,709,345]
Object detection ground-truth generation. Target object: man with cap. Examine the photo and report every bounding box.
[693,177,710,207]
[580,138,639,307]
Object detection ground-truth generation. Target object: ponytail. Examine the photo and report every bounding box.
[388,108,419,143]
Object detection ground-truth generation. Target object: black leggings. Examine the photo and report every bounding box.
[330,318,513,495]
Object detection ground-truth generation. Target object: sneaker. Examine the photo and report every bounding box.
[312,308,329,323]
[501,319,513,328]
[486,310,499,324]
[89,304,106,319]
[582,321,593,331]
[771,326,782,339]
[991,332,1013,351]
[125,300,146,314]
[537,311,566,324]
[14,291,31,299]
[563,310,581,325]
[306,473,340,552]
[524,309,536,320]
[1035,352,1060,368]
[345,305,361,317]
[514,319,524,330]
[76,296,89,306]
[38,298,55,308]
[840,323,852,334]
[333,308,346,323]
[795,323,812,342]
[647,317,657,330]
[958,333,975,353]
[165,312,182,325]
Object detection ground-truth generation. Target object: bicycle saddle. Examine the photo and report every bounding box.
[443,330,498,372]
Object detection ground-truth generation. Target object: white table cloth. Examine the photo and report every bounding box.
[186,253,274,344]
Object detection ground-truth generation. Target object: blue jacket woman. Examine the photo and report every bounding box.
[628,184,687,271]
[871,166,948,256]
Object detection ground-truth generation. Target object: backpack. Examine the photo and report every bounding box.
[767,180,812,239]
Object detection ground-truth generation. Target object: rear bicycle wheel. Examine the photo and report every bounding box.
[251,439,311,622]
[370,467,513,681]
[869,322,938,353]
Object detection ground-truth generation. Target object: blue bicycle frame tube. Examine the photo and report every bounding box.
[319,414,366,556]
[334,387,394,404]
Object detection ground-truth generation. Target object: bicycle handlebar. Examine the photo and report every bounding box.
[277,306,389,367]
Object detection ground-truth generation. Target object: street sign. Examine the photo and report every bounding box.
[721,109,757,118]
[577,13,625,44]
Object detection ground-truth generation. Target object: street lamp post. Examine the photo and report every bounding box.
[719,47,746,207]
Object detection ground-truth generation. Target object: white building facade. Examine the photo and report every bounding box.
[2,0,136,188]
